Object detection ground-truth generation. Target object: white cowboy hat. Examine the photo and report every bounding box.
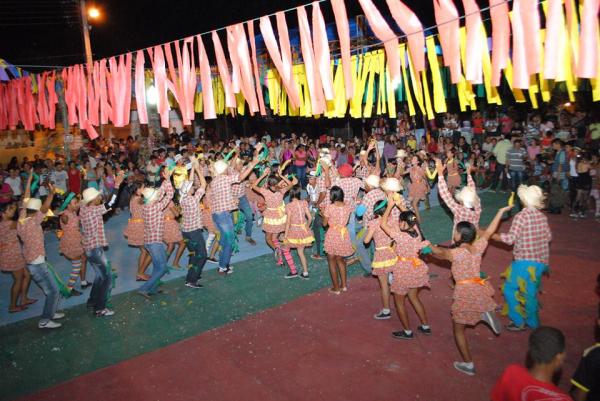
[365,174,380,188]
[82,188,101,205]
[517,185,545,209]
[141,187,160,204]
[25,198,42,211]
[454,186,479,209]
[214,160,228,175]
[320,155,332,167]
[396,149,407,160]
[381,178,402,192]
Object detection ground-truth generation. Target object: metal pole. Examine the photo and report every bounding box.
[79,0,94,69]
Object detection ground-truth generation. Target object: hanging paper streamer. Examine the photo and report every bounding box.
[212,31,237,110]
[489,0,510,86]
[386,0,425,74]
[434,0,462,84]
[196,35,216,119]
[331,0,353,99]
[247,21,267,116]
[298,5,326,115]
[312,2,334,102]
[576,0,600,78]
[135,50,148,124]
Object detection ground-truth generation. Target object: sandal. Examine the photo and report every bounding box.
[136,275,150,281]
[328,288,341,295]
[21,299,38,306]
[9,305,27,313]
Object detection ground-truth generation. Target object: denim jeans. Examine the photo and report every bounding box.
[490,163,508,191]
[348,212,371,274]
[415,128,426,147]
[86,247,111,311]
[295,165,307,188]
[312,211,324,256]
[182,229,207,283]
[140,243,168,294]
[212,211,234,269]
[27,262,60,323]
[509,170,524,192]
[237,195,254,237]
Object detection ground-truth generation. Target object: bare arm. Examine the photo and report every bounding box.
[480,206,513,241]
[252,168,270,193]
[363,224,376,244]
[380,196,394,238]
[40,184,55,214]
[428,244,453,263]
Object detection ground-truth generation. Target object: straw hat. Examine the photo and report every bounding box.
[396,149,407,160]
[365,174,380,188]
[25,198,42,211]
[214,160,228,175]
[82,188,101,205]
[141,187,160,204]
[381,178,402,192]
[454,186,479,209]
[517,184,545,209]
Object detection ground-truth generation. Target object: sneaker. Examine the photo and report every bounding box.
[218,267,233,275]
[95,309,115,317]
[70,289,83,297]
[578,212,586,219]
[453,361,476,376]
[417,325,432,335]
[53,312,65,320]
[273,248,282,262]
[284,272,298,279]
[207,257,218,264]
[246,237,257,245]
[373,310,392,320]
[80,280,91,288]
[185,281,203,289]
[391,330,414,340]
[506,322,527,332]
[38,320,62,329]
[300,272,309,279]
[481,311,501,335]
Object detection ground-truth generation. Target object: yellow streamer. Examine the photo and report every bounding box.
[399,44,416,116]
[425,36,447,114]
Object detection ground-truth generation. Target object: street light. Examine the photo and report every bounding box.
[88,7,101,19]
[79,1,101,69]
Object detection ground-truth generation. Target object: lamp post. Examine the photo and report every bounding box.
[79,0,100,69]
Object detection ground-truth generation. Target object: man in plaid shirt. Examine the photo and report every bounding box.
[492,185,552,331]
[211,151,260,274]
[360,175,385,223]
[138,169,174,298]
[179,164,207,288]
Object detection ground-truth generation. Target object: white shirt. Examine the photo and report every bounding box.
[50,170,69,192]
[5,176,22,196]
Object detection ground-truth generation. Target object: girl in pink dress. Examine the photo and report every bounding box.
[407,155,429,223]
[59,194,88,296]
[322,186,353,294]
[428,204,512,376]
[253,167,298,277]
[363,199,397,319]
[164,201,185,269]
[0,202,35,313]
[124,183,151,281]
[445,150,462,193]
[381,199,430,340]
[284,186,314,279]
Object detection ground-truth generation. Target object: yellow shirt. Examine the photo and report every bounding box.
[407,139,417,150]
[172,166,188,189]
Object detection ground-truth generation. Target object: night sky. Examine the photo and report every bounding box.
[1,0,478,71]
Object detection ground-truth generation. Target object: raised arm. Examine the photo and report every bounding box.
[252,168,270,193]
[435,158,459,212]
[40,183,55,214]
[480,205,513,241]
[156,169,174,210]
[428,244,453,263]
[239,146,262,182]
[380,195,394,238]
[22,171,34,201]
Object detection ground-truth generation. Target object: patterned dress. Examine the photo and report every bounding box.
[408,165,428,201]
[446,159,461,190]
[59,210,84,260]
[123,196,144,246]
[201,192,217,234]
[323,203,354,257]
[257,188,286,234]
[450,238,496,325]
[284,200,314,247]
[163,201,183,243]
[390,229,429,295]
[0,220,25,271]
[367,218,397,276]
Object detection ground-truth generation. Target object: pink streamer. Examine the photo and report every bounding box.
[511,0,530,88]
[76,65,89,130]
[196,35,216,120]
[87,62,100,127]
[62,67,78,126]
[331,0,353,99]
[358,0,400,87]
[462,0,484,84]
[135,50,148,124]
[230,24,259,114]
[8,81,19,130]
[247,21,267,116]
[36,74,48,128]
[521,0,541,76]
[0,84,8,130]
[577,0,600,78]
[108,54,132,127]
[312,2,334,101]
[212,31,237,109]
[298,5,326,115]
[386,0,425,73]
[151,46,170,128]
[543,0,562,80]
[489,0,510,86]
[433,0,462,84]
[46,72,57,129]
[98,60,112,125]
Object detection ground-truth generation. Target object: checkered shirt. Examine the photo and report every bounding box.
[17,211,45,263]
[231,181,246,199]
[180,187,205,233]
[80,204,109,251]
[355,165,369,180]
[315,175,330,208]
[500,207,552,264]
[209,173,240,213]
[361,188,386,222]
[438,174,481,231]
[143,180,174,244]
[333,176,364,209]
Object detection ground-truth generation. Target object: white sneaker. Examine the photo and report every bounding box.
[39,320,62,329]
[53,312,65,320]
[95,308,115,317]
[453,361,475,376]
[481,311,501,335]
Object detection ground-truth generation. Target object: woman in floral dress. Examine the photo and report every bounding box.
[428,204,512,376]
[124,182,150,281]
[322,186,353,294]
[164,201,185,269]
[59,194,88,296]
[407,155,429,223]
[445,150,462,193]
[284,186,314,279]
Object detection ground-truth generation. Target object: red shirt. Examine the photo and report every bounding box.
[472,117,484,134]
[491,365,572,401]
[68,168,81,194]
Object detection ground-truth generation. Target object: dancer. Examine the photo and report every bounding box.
[232,158,256,245]
[360,174,385,223]
[322,186,354,294]
[58,192,88,296]
[124,182,151,281]
[363,199,397,320]
[0,202,35,313]
[163,200,186,269]
[311,151,332,260]
[179,162,207,288]
[80,185,118,317]
[17,174,63,328]
[407,154,429,223]
[138,168,174,298]
[381,200,431,340]
[491,185,552,331]
[201,183,219,263]
[284,185,314,279]
[445,150,462,193]
[428,204,512,375]
[253,166,299,278]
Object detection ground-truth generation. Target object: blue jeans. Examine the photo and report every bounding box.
[212,211,234,269]
[182,229,207,283]
[237,195,254,237]
[348,212,371,274]
[140,243,168,294]
[27,262,60,323]
[295,165,307,188]
[86,247,111,311]
[509,170,524,192]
